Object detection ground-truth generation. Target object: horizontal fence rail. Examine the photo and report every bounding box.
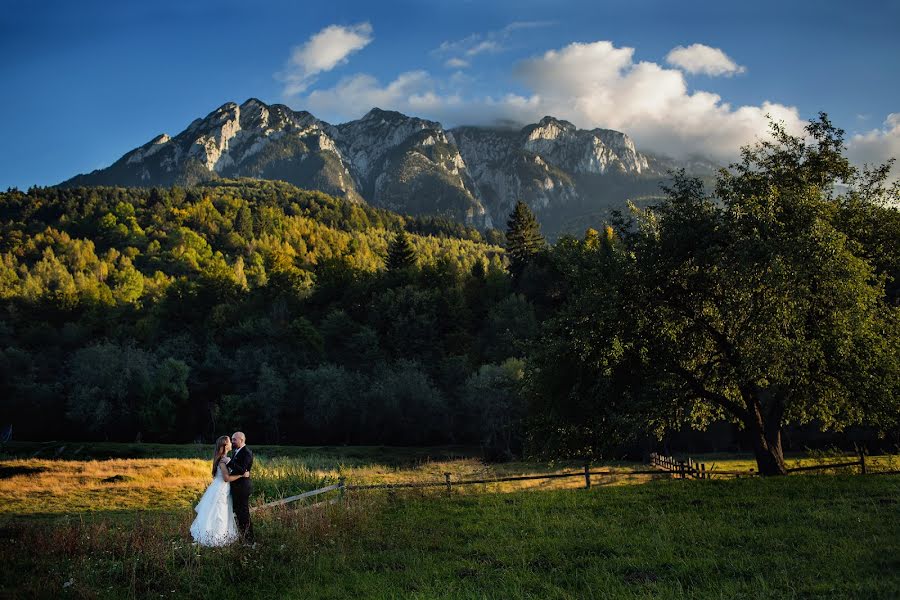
[785,461,862,473]
[253,450,891,512]
[252,467,669,509]
[251,480,345,513]
[650,451,869,478]
[345,469,669,492]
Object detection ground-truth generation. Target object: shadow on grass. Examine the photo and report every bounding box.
[0,465,47,479]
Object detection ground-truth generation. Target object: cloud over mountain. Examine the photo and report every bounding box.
[295,38,805,163]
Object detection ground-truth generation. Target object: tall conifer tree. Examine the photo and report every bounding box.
[386,230,417,271]
[505,201,545,275]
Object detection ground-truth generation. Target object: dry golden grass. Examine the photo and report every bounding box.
[2,448,894,519]
[0,455,654,517]
[0,458,209,516]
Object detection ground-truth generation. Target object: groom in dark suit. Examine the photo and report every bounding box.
[228,431,254,542]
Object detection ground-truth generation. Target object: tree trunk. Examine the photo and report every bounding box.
[742,386,788,476]
[750,421,787,476]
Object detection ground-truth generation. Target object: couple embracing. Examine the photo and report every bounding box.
[190,431,255,547]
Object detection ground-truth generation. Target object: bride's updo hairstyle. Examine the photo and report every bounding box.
[212,435,230,476]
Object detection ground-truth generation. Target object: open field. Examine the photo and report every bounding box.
[0,474,898,599]
[1,442,897,519]
[1,443,898,598]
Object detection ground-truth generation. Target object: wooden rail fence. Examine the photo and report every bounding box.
[345,467,668,492]
[649,451,869,479]
[251,479,346,513]
[252,466,669,511]
[253,450,882,512]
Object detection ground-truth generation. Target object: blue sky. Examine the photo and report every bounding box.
[2,0,898,189]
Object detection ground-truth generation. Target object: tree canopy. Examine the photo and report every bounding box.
[525,115,900,474]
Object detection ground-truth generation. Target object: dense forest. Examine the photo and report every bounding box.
[0,178,529,450]
[1,116,899,473]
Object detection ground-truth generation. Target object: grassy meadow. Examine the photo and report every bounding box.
[0,443,898,598]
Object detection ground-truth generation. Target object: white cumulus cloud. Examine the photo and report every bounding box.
[511,41,798,160]
[295,39,806,162]
[848,113,900,176]
[280,23,374,96]
[666,43,746,77]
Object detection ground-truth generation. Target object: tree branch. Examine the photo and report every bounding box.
[672,364,750,422]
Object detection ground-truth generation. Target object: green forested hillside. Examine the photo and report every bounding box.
[2,117,898,476]
[0,179,525,448]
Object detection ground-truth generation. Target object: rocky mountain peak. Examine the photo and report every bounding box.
[125,134,171,165]
[533,115,577,133]
[361,107,414,123]
[240,97,265,109]
[336,109,443,182]
[238,98,269,131]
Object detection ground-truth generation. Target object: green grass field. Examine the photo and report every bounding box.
[1,443,898,599]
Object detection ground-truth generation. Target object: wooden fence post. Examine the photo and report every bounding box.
[339,476,346,502]
[584,463,591,489]
[444,472,452,496]
[701,463,707,480]
[859,450,867,475]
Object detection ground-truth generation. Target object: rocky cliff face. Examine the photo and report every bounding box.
[334,109,488,226]
[450,116,663,227]
[63,99,716,235]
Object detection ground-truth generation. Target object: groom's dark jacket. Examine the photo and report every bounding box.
[228,446,253,494]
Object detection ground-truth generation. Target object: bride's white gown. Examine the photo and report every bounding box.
[190,457,239,546]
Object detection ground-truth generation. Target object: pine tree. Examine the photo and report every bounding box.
[386,230,417,271]
[236,204,254,239]
[505,201,545,275]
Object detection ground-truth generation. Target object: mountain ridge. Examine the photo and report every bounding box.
[62,98,718,236]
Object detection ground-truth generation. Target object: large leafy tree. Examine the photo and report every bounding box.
[629,115,900,475]
[525,227,640,460]
[525,116,899,474]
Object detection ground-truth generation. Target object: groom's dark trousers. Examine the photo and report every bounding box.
[228,446,254,541]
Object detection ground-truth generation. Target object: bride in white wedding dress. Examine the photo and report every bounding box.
[190,435,250,547]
